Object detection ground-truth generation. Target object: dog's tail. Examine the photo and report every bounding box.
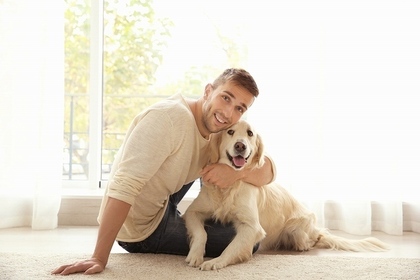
[315,229,390,252]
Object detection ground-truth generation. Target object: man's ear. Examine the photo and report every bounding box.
[204,83,213,99]
[252,133,265,169]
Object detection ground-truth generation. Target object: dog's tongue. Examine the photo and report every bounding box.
[233,156,246,167]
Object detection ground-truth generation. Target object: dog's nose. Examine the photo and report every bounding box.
[234,142,246,152]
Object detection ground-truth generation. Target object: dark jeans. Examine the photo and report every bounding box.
[118,181,257,257]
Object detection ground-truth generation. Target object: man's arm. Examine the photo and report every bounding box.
[52,197,131,275]
[200,155,275,189]
[242,155,275,186]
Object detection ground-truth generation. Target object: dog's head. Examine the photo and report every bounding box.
[209,120,265,170]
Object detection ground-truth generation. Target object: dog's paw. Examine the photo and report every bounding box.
[199,258,228,271]
[185,252,204,267]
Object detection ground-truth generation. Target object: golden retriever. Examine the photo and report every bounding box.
[183,120,389,271]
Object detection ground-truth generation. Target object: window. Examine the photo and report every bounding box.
[63,0,92,186]
[64,0,419,202]
[63,0,249,190]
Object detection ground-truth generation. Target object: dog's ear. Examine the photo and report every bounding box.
[251,133,265,169]
[208,131,223,164]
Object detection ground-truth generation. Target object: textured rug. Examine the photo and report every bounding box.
[1,252,419,280]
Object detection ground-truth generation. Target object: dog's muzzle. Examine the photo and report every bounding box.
[226,141,251,169]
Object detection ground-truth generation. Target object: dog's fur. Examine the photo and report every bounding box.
[183,120,389,271]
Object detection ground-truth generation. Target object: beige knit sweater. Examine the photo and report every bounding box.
[98,94,210,242]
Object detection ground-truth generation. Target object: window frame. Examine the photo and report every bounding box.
[62,0,198,198]
[62,0,103,192]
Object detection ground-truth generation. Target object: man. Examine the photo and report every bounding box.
[52,68,275,275]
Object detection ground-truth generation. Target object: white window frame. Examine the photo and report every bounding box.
[62,0,104,194]
[62,1,203,200]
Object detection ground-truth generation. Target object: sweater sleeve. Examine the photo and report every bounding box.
[107,109,176,205]
[264,153,277,184]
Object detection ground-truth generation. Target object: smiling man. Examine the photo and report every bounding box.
[53,68,275,276]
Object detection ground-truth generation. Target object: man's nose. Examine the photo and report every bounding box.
[222,104,234,119]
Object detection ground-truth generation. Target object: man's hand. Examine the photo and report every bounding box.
[51,197,130,276]
[51,258,105,275]
[201,156,275,189]
[200,163,243,188]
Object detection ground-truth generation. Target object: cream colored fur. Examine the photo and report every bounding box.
[183,120,389,271]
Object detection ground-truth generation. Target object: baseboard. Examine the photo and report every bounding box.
[58,197,194,226]
[58,197,101,226]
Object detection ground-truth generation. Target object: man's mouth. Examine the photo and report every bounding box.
[226,151,249,169]
[215,113,227,124]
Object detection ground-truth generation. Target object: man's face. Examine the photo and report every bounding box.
[201,80,255,134]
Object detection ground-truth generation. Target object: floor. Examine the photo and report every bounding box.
[0,226,419,258]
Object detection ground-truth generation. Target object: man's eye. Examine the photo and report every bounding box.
[237,107,244,113]
[227,130,234,135]
[247,130,253,137]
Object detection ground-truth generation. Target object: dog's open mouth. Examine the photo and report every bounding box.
[226,151,249,169]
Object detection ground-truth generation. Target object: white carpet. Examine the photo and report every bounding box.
[1,252,419,280]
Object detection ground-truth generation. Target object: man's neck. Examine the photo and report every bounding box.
[187,98,209,139]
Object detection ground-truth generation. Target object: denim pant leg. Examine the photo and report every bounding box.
[118,182,194,254]
[118,181,258,256]
[154,202,238,257]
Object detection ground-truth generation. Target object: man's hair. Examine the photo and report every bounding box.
[212,68,259,98]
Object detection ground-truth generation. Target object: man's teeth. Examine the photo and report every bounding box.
[215,114,226,123]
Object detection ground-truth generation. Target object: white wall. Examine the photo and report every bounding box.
[246,0,420,201]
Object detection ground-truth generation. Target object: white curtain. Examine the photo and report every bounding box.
[0,0,63,229]
[247,0,420,235]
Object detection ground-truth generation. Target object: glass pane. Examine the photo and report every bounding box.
[102,0,175,180]
[63,0,91,180]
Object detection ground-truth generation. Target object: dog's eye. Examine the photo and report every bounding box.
[247,130,253,137]
[227,129,234,135]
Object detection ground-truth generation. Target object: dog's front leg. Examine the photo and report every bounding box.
[184,209,208,267]
[199,219,265,271]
